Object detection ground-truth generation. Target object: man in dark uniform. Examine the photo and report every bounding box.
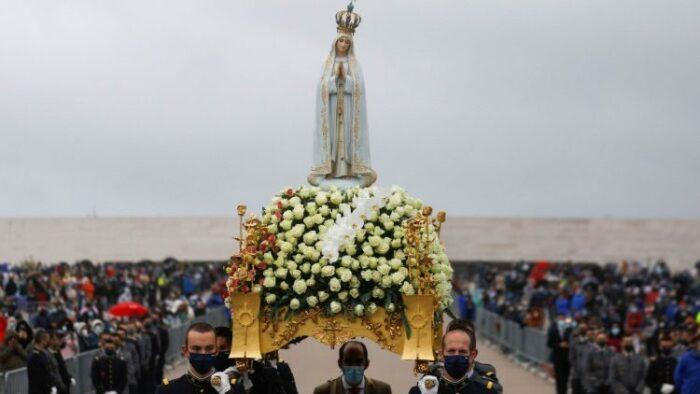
[157,322,238,394]
[645,335,678,394]
[49,330,74,394]
[27,329,60,394]
[547,313,573,394]
[569,323,591,394]
[91,332,128,394]
[459,321,500,383]
[214,326,235,372]
[409,319,502,394]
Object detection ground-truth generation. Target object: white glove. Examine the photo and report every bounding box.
[210,372,231,394]
[418,376,439,394]
[661,384,674,394]
[71,378,77,386]
[50,388,57,394]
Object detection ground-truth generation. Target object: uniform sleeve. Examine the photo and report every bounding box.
[117,359,128,392]
[91,357,101,392]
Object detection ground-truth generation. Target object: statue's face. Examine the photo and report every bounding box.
[336,36,351,53]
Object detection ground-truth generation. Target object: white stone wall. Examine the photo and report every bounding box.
[1,217,698,270]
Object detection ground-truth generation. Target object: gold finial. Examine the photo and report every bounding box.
[237,204,247,217]
[422,206,433,217]
[436,211,446,223]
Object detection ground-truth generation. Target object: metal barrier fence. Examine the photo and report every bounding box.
[474,308,550,366]
[0,306,230,394]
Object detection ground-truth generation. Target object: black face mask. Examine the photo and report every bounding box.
[215,351,233,371]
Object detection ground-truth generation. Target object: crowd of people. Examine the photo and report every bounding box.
[0,259,228,393]
[454,260,700,394]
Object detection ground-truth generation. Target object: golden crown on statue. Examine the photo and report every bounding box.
[336,1,362,35]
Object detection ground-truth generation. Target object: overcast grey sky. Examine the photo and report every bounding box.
[1,0,699,218]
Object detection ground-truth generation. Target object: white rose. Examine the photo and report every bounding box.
[293,279,307,295]
[306,202,317,215]
[349,276,360,288]
[319,205,330,217]
[391,239,402,249]
[313,214,324,225]
[267,223,279,234]
[318,291,330,302]
[291,224,305,238]
[306,277,316,287]
[377,264,391,276]
[263,276,277,288]
[383,221,395,231]
[391,271,405,285]
[386,303,396,313]
[330,301,342,314]
[361,270,373,281]
[368,257,378,269]
[368,236,382,248]
[330,192,343,205]
[290,269,302,279]
[301,263,311,274]
[372,287,385,299]
[340,256,353,268]
[252,285,262,294]
[389,193,402,206]
[299,188,311,199]
[351,259,360,271]
[389,258,402,270]
[339,270,352,283]
[321,265,335,278]
[371,271,382,283]
[349,288,360,299]
[303,231,318,245]
[280,281,290,291]
[380,276,392,288]
[280,220,292,231]
[400,282,415,295]
[287,261,298,271]
[282,210,294,221]
[367,303,377,315]
[280,241,293,255]
[306,295,319,307]
[303,216,315,228]
[362,245,374,256]
[265,294,277,304]
[315,192,328,206]
[359,256,370,269]
[354,304,365,316]
[311,263,321,275]
[290,298,300,310]
[329,278,342,292]
[274,268,288,279]
[338,291,348,301]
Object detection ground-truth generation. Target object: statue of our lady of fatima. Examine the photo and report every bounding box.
[308,2,377,188]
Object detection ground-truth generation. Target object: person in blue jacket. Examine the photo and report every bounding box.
[674,331,700,394]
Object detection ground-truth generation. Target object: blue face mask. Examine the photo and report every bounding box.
[343,366,364,386]
[189,352,216,375]
[444,355,471,379]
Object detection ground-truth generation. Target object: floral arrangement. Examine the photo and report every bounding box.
[226,185,453,321]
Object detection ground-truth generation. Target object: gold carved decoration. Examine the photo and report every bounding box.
[229,293,262,359]
[401,294,436,361]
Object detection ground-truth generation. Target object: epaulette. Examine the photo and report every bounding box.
[162,378,169,386]
[485,371,495,377]
[486,381,494,390]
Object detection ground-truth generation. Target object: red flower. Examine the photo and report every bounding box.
[267,234,276,244]
[256,262,268,271]
[275,211,282,220]
[286,188,294,197]
[241,285,249,293]
[277,201,283,210]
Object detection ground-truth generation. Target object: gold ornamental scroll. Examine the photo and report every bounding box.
[259,307,406,355]
[229,293,262,359]
[401,294,436,361]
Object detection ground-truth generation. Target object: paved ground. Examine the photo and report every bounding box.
[167,339,553,393]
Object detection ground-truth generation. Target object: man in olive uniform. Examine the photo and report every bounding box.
[645,335,678,394]
[608,335,647,394]
[91,332,128,394]
[409,319,501,394]
[157,322,238,394]
[583,332,614,394]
